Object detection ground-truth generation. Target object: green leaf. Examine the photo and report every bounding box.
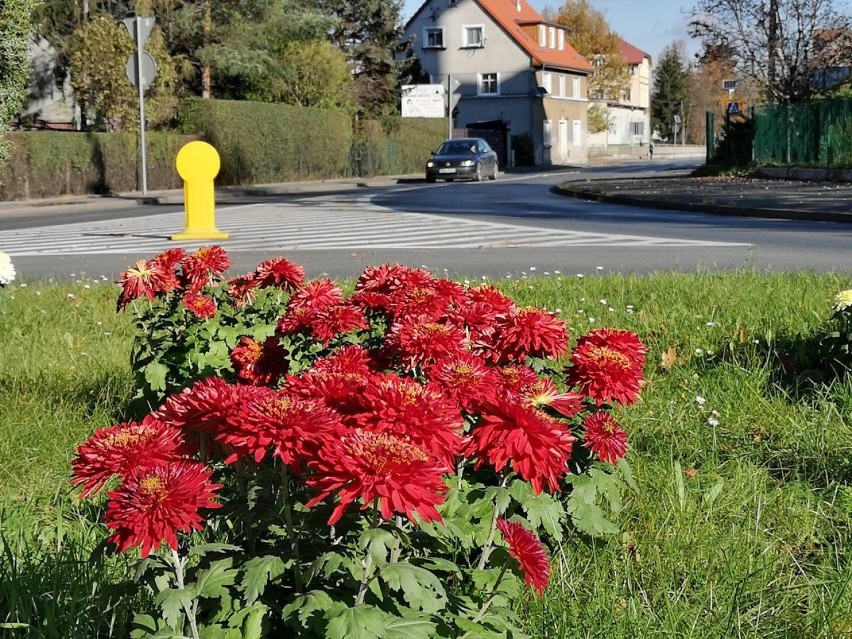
[616,458,639,493]
[358,528,397,568]
[324,603,387,639]
[508,480,566,541]
[144,361,170,392]
[565,493,618,536]
[380,562,447,614]
[382,613,438,639]
[283,591,335,630]
[188,543,242,558]
[241,555,287,604]
[154,586,196,631]
[194,558,237,600]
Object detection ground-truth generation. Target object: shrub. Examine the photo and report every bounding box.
[820,288,852,371]
[70,247,646,637]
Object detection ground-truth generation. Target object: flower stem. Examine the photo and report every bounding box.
[476,475,508,571]
[170,547,200,639]
[355,507,381,605]
[280,465,303,594]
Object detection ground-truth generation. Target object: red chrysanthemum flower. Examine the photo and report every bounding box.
[352,264,435,314]
[523,377,586,420]
[491,365,540,397]
[568,339,644,406]
[355,373,464,469]
[147,248,185,294]
[496,518,550,595]
[216,388,344,466]
[286,368,373,417]
[152,378,264,458]
[105,460,221,557]
[426,353,495,412]
[386,279,465,321]
[71,416,187,497]
[309,303,369,346]
[385,314,468,369]
[230,336,289,386]
[306,430,448,525]
[116,259,167,311]
[485,307,569,364]
[579,328,647,365]
[226,274,259,308]
[254,257,305,291]
[466,399,575,493]
[451,285,517,337]
[287,278,344,314]
[182,291,217,319]
[181,246,231,287]
[310,345,376,376]
[582,412,629,464]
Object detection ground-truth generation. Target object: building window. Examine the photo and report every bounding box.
[572,76,581,98]
[631,121,645,136]
[543,119,552,147]
[478,72,499,95]
[541,71,552,95]
[538,25,546,46]
[559,74,566,97]
[462,25,484,48]
[423,27,444,49]
[558,29,564,50]
[572,120,581,145]
[628,65,636,75]
[549,27,556,48]
[622,89,632,102]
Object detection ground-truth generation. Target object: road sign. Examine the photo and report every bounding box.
[123,16,155,48]
[401,84,446,118]
[125,52,157,87]
[673,115,681,124]
[726,101,741,115]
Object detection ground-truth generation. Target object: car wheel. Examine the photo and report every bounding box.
[489,163,498,181]
[474,163,483,182]
[444,178,454,182]
[426,176,436,183]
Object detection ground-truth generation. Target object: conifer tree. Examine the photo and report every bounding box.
[651,43,686,141]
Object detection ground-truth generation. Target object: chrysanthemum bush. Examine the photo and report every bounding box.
[820,288,852,371]
[72,246,646,638]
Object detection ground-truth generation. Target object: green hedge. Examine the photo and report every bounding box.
[178,98,353,185]
[0,101,448,200]
[0,131,189,200]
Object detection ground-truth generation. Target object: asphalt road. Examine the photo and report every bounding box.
[3,159,850,281]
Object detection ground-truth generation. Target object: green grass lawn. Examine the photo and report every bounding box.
[1,271,850,637]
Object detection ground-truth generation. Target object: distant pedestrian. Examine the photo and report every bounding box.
[649,142,654,160]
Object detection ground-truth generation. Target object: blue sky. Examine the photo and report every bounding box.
[402,0,698,64]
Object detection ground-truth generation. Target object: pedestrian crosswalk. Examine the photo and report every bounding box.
[0,194,749,256]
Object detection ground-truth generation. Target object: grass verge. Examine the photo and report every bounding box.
[1,271,850,637]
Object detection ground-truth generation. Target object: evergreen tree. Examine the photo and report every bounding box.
[0,0,39,185]
[312,0,406,118]
[651,43,686,141]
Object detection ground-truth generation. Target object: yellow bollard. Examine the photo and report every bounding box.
[171,140,230,241]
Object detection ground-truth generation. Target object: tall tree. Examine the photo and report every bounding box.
[651,43,687,141]
[550,0,628,104]
[68,14,179,131]
[272,39,355,112]
[688,0,851,103]
[1,0,40,185]
[313,0,406,118]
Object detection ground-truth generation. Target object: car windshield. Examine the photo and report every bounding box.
[437,141,478,155]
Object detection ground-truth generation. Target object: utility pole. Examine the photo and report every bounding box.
[447,74,453,139]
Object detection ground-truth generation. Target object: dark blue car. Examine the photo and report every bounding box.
[425,137,499,183]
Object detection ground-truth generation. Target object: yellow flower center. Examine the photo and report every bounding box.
[346,432,428,472]
[139,475,167,500]
[588,346,631,369]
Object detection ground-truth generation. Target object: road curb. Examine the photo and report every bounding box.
[554,185,852,225]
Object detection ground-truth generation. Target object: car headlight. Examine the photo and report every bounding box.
[426,161,435,168]
[460,160,475,167]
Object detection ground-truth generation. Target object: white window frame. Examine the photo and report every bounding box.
[477,72,500,96]
[538,25,546,46]
[558,74,566,97]
[423,27,444,49]
[558,29,564,50]
[543,119,552,147]
[541,71,552,95]
[572,76,581,98]
[462,24,485,48]
[572,120,582,146]
[549,26,556,49]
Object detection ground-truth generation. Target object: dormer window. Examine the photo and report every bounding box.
[423,27,444,49]
[538,25,546,46]
[549,27,556,48]
[463,25,484,48]
[558,29,564,50]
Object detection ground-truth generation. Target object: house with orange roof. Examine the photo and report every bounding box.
[586,39,652,157]
[402,0,594,166]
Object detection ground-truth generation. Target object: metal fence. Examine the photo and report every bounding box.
[753,99,852,167]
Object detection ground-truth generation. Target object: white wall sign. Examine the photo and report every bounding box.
[401,84,446,118]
